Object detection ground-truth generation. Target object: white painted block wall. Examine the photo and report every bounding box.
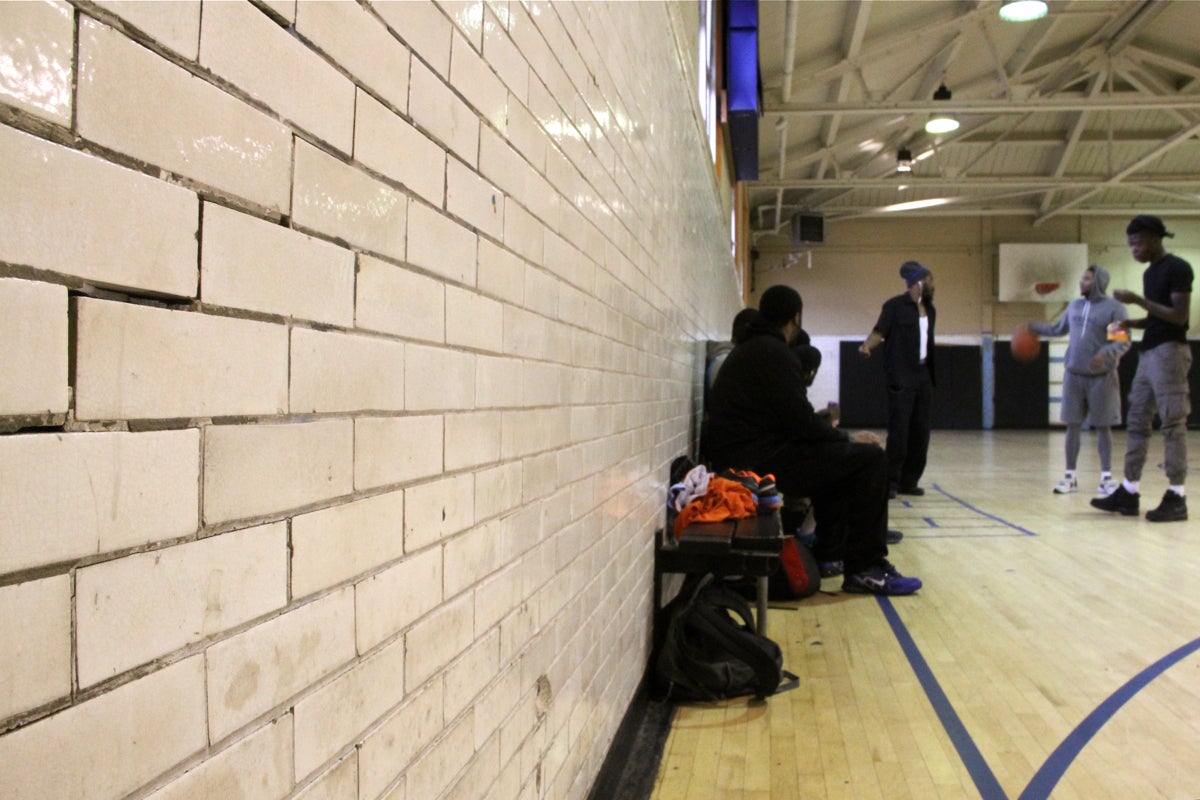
[0,2,740,799]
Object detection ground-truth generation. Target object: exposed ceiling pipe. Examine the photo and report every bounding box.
[772,0,800,233]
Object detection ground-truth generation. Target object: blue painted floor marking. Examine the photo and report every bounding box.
[931,482,1039,536]
[1017,635,1200,800]
[878,596,1009,800]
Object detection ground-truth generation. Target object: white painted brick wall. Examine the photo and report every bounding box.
[0,278,68,416]
[0,124,198,297]
[76,523,288,687]
[293,636,407,781]
[203,419,353,525]
[0,3,738,798]
[77,17,292,214]
[291,490,405,600]
[290,327,406,414]
[0,657,207,800]
[206,587,357,743]
[200,1,355,154]
[0,576,71,720]
[0,430,200,573]
[200,202,355,326]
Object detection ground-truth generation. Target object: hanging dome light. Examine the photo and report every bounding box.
[925,84,960,134]
[999,1,1047,22]
[897,147,913,173]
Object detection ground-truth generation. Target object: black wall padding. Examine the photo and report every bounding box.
[993,342,1049,428]
[838,343,982,429]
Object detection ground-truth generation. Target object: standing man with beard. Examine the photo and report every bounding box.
[1092,215,1194,522]
[859,261,937,498]
[1023,265,1129,495]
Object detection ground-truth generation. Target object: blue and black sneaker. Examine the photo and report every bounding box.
[842,560,922,595]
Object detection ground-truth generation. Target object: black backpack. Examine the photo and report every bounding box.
[656,573,796,701]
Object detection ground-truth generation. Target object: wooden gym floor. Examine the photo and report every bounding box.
[649,429,1200,800]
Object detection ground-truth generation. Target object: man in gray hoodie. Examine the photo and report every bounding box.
[1025,265,1130,494]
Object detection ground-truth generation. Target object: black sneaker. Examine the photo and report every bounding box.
[897,485,925,496]
[1090,484,1139,516]
[886,529,903,544]
[1145,490,1187,522]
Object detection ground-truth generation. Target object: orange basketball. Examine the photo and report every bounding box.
[1012,327,1041,362]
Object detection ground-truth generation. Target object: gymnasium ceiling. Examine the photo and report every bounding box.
[748,0,1200,243]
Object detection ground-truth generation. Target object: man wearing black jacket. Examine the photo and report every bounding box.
[703,285,922,596]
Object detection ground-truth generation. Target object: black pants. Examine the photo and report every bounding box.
[717,440,889,575]
[886,366,933,490]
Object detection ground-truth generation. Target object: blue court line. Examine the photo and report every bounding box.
[1017,635,1200,800]
[923,517,938,527]
[878,597,1008,800]
[932,483,1039,536]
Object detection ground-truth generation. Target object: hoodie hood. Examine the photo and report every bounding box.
[1087,265,1110,301]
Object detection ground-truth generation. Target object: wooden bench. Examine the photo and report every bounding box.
[654,509,784,637]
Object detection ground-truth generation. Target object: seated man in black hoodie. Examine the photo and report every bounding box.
[703,285,922,595]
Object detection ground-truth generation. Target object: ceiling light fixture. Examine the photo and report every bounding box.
[925,84,960,134]
[897,147,913,173]
[999,1,1047,22]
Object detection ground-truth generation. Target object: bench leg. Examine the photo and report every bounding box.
[755,576,768,635]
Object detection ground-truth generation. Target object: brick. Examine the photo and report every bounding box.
[445,284,503,353]
[473,561,524,636]
[354,90,445,206]
[142,717,292,800]
[405,343,476,410]
[358,683,443,800]
[447,158,504,241]
[203,419,353,525]
[200,203,354,327]
[355,255,446,342]
[295,1,410,114]
[0,657,207,800]
[474,461,523,522]
[409,59,479,166]
[474,354,525,409]
[0,0,73,125]
[503,202,544,264]
[476,239,525,305]
[442,736,500,800]
[290,328,406,414]
[76,523,288,687]
[292,751,357,800]
[0,576,71,721]
[443,628,499,720]
[206,587,356,743]
[405,711,474,800]
[293,140,408,261]
[404,591,474,690]
[407,201,478,285]
[443,410,502,471]
[371,2,452,78]
[0,429,200,574]
[501,407,570,459]
[0,278,67,416]
[200,1,354,153]
[481,10,529,104]
[76,18,292,213]
[291,491,405,600]
[74,298,288,421]
[353,414,444,491]
[0,124,198,297]
[449,29,507,132]
[354,546,443,654]
[91,1,200,59]
[293,636,407,780]
[443,519,503,598]
[404,473,475,551]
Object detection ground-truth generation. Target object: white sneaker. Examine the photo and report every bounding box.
[1098,477,1119,495]
[1053,475,1078,494]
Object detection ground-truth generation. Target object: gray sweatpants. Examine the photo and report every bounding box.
[1124,342,1192,485]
